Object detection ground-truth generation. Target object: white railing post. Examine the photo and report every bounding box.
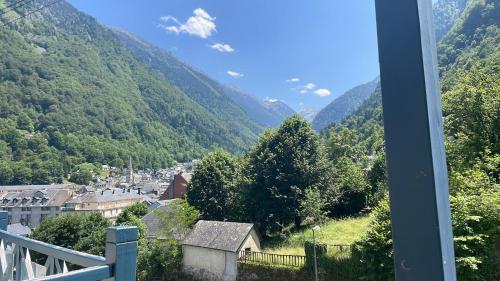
[105,226,138,281]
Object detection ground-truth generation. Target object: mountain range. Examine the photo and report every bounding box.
[0,0,493,184]
[339,0,498,154]
[312,77,379,131]
[112,28,295,130]
[310,0,475,132]
[0,0,302,178]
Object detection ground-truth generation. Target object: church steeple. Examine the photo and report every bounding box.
[126,156,134,185]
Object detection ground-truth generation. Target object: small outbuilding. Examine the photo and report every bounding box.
[182,220,261,281]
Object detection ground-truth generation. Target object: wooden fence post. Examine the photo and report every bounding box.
[105,226,138,281]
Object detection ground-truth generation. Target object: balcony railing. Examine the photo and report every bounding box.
[0,211,138,281]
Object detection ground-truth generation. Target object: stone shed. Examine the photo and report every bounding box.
[182,220,261,281]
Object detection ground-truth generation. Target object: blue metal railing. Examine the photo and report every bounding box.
[0,211,138,281]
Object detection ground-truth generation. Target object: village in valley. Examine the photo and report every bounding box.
[0,158,269,281]
[0,158,199,230]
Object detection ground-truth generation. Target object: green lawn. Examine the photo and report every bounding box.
[264,216,371,256]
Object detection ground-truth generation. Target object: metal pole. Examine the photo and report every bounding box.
[313,229,318,281]
[374,0,457,280]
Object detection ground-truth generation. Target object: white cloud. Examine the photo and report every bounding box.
[314,88,331,97]
[210,43,234,53]
[286,77,300,83]
[292,82,330,97]
[159,8,216,39]
[304,83,316,90]
[227,70,244,78]
[298,83,316,93]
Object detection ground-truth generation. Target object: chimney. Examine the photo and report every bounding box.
[137,187,141,195]
[101,190,104,195]
[112,190,115,194]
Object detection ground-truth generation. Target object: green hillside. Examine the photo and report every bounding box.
[334,0,498,153]
[312,77,379,131]
[112,28,265,134]
[0,0,261,184]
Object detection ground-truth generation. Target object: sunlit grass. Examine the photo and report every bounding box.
[264,216,371,256]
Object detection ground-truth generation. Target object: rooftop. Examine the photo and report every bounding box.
[0,189,73,207]
[182,220,255,253]
[67,188,143,204]
[0,184,76,192]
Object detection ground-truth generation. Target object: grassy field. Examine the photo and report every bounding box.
[263,216,371,256]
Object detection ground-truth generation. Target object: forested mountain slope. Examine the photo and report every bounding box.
[335,0,498,154]
[312,77,379,131]
[223,85,294,127]
[0,0,261,184]
[434,0,469,41]
[313,0,473,132]
[262,99,296,121]
[112,28,266,133]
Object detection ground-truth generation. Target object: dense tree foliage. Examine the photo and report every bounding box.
[115,202,149,225]
[137,240,185,281]
[156,199,200,239]
[245,116,333,236]
[187,150,244,221]
[30,213,111,256]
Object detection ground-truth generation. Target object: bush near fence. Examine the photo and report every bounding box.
[304,241,328,273]
[308,243,361,281]
[237,263,313,281]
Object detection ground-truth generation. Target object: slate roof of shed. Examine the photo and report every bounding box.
[182,220,255,253]
[142,205,172,237]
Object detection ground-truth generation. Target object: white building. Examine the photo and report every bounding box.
[64,188,143,222]
[182,220,261,281]
[0,188,74,228]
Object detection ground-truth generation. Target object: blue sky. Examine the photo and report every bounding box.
[67,0,380,111]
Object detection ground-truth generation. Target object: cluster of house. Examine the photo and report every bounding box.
[0,159,197,233]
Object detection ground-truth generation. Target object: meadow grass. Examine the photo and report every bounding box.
[263,215,371,256]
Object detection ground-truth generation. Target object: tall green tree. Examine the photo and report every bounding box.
[30,213,111,256]
[115,202,149,224]
[187,150,243,221]
[443,63,500,172]
[329,157,369,216]
[0,161,13,185]
[246,115,333,235]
